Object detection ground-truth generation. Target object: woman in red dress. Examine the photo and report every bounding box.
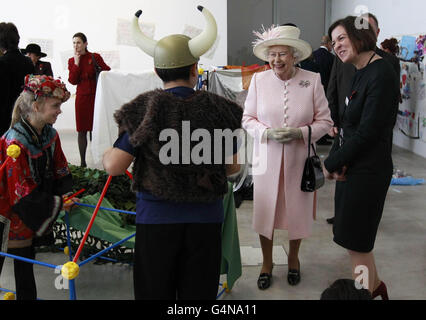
[68,32,110,167]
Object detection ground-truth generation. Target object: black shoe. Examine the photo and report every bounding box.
[287,261,301,286]
[257,273,272,290]
[326,217,335,224]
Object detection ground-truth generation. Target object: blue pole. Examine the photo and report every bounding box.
[65,211,74,260]
[65,211,77,300]
[74,202,136,215]
[78,233,136,267]
[0,251,58,269]
[216,286,226,299]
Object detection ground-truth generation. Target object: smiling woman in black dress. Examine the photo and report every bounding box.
[324,16,399,299]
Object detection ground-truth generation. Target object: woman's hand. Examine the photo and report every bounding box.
[334,166,347,181]
[329,127,339,137]
[265,127,302,143]
[323,166,347,181]
[74,52,80,66]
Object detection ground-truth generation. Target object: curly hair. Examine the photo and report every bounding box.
[381,38,399,56]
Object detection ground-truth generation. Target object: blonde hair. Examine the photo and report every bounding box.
[10,91,46,128]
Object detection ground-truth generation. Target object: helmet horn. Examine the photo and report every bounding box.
[188,6,217,58]
[132,10,157,57]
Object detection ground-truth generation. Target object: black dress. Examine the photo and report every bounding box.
[324,58,399,252]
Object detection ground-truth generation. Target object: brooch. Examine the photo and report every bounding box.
[299,80,311,88]
[349,90,357,100]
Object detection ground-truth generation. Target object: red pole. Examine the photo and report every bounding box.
[72,176,112,262]
[125,170,133,180]
[63,188,86,202]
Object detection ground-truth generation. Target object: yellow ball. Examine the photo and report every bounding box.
[3,292,15,300]
[6,145,21,159]
[223,282,230,293]
[61,262,80,280]
[198,68,204,75]
[64,246,69,256]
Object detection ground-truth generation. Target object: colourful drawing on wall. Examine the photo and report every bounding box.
[397,61,426,141]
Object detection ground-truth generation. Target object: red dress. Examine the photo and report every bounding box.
[68,51,110,132]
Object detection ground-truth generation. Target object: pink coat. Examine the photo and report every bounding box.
[242,68,333,240]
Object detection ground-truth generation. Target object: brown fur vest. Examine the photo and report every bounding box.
[114,89,243,203]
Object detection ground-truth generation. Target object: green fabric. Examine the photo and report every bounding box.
[57,194,136,248]
[58,183,242,291]
[220,182,242,291]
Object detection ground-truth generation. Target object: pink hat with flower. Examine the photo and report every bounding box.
[23,74,71,102]
[252,25,312,62]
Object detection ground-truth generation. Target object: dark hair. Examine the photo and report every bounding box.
[381,38,399,56]
[155,64,194,83]
[362,12,379,29]
[328,16,377,54]
[73,32,87,43]
[0,22,20,51]
[320,279,372,300]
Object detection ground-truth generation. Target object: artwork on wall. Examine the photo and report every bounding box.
[97,51,120,69]
[397,60,426,142]
[182,24,219,59]
[26,38,54,59]
[116,18,156,47]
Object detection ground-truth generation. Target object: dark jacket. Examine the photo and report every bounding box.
[34,60,53,77]
[114,89,243,203]
[299,56,320,73]
[326,47,400,128]
[0,49,34,135]
[313,47,335,94]
[325,59,399,175]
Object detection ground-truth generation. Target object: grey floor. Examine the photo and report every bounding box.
[0,129,425,300]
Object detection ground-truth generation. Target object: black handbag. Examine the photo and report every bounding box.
[92,53,102,84]
[301,125,325,192]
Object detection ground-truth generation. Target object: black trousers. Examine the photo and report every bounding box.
[0,246,37,300]
[134,223,222,300]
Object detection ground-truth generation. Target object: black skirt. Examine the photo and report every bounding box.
[333,172,391,253]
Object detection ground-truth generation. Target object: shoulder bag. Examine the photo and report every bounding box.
[301,125,325,192]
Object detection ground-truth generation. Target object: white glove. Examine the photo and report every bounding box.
[265,127,302,144]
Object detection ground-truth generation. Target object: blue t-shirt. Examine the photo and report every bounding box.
[113,86,227,224]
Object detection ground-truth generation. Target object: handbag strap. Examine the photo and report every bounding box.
[91,53,101,71]
[307,125,318,157]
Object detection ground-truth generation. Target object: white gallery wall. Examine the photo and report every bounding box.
[330,0,426,44]
[0,0,227,130]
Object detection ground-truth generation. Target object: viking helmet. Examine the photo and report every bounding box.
[132,6,217,69]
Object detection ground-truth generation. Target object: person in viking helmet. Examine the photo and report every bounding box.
[102,6,243,300]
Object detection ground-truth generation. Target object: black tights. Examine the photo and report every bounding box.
[78,131,89,167]
[0,246,37,300]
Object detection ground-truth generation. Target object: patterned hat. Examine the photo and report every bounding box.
[23,74,70,102]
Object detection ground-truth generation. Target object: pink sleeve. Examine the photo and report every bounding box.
[300,73,334,144]
[242,73,269,143]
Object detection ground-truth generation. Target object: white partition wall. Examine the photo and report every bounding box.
[0,0,227,130]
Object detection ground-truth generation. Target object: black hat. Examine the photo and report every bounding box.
[21,43,47,57]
